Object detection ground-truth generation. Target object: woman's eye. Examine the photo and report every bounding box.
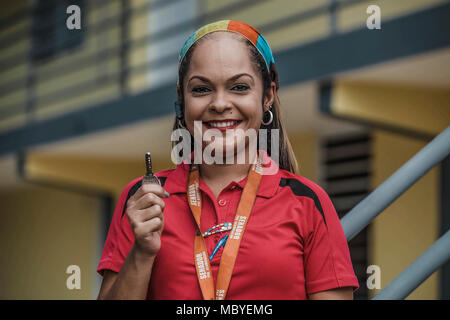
[232,84,250,91]
[192,86,210,93]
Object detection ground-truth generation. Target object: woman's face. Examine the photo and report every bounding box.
[181,32,275,162]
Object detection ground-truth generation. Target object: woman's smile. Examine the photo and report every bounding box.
[203,119,243,131]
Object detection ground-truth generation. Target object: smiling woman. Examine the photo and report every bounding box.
[180,33,273,171]
[96,20,359,300]
[174,24,297,175]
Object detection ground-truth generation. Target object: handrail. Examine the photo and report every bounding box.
[372,229,450,300]
[341,126,450,241]
[339,126,450,299]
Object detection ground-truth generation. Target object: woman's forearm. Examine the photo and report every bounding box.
[308,287,354,300]
[100,246,155,300]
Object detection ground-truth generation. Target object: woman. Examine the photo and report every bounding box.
[97,20,359,300]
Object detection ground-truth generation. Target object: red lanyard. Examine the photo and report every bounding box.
[187,156,264,300]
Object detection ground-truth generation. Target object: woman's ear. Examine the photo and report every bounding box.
[263,81,277,111]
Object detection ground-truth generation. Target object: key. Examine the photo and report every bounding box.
[142,152,161,185]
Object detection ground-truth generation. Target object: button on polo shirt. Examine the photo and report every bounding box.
[97,154,359,299]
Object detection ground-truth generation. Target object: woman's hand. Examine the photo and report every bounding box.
[125,183,169,258]
[97,183,169,300]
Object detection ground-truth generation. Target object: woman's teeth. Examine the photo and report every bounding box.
[207,121,238,128]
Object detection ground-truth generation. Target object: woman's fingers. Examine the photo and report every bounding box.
[134,216,164,236]
[142,216,164,233]
[132,191,166,211]
[136,205,164,223]
[131,183,169,205]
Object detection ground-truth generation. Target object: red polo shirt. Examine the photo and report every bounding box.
[97,154,359,299]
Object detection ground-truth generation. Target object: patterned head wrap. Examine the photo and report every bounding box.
[178,20,275,79]
[175,20,277,119]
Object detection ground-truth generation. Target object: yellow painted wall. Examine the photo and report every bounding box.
[0,152,174,299]
[289,131,318,182]
[369,129,439,299]
[0,184,102,299]
[333,81,450,136]
[0,150,176,299]
[25,153,172,199]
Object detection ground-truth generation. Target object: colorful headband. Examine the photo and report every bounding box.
[178,20,275,75]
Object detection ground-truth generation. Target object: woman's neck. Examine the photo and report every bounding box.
[197,148,259,199]
[199,162,251,200]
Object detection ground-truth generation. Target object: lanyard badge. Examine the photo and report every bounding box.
[187,154,264,300]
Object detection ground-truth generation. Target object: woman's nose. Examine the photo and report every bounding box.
[209,91,232,113]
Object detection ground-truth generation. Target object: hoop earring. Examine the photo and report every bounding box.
[261,106,273,126]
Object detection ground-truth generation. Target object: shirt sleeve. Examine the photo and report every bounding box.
[302,184,360,295]
[96,179,140,276]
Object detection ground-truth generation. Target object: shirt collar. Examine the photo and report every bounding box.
[160,150,281,199]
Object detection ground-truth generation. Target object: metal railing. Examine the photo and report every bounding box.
[373,230,450,300]
[341,127,450,299]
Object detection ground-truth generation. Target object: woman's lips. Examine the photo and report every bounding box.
[203,120,243,131]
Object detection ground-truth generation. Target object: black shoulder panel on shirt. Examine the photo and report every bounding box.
[279,178,327,227]
[121,176,167,218]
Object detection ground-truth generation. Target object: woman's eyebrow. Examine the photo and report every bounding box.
[188,75,211,84]
[229,73,254,83]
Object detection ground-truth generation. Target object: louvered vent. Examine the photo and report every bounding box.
[322,134,372,300]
